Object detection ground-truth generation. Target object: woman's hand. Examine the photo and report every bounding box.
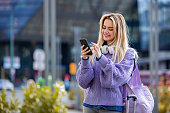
[81,45,92,59]
[90,42,101,58]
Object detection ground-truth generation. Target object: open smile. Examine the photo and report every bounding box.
[104,35,111,37]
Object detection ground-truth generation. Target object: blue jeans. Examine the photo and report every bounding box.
[83,106,122,113]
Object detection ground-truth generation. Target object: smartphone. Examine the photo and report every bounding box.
[79,38,93,55]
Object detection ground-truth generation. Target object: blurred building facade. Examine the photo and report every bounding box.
[0,0,170,84]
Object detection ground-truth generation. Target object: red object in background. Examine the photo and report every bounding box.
[34,71,39,77]
[64,74,71,91]
[64,74,70,80]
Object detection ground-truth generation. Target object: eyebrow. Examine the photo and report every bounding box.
[103,25,113,28]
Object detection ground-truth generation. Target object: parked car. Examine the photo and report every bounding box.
[0,79,14,90]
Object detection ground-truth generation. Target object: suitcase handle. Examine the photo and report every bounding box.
[126,94,137,113]
[127,94,137,101]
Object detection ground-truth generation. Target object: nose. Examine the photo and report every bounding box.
[104,29,109,34]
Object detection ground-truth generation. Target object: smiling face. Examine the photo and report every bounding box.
[96,13,130,63]
[102,19,114,45]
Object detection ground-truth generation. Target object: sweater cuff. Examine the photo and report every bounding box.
[82,57,89,60]
[81,57,91,68]
[96,54,103,61]
[98,55,108,68]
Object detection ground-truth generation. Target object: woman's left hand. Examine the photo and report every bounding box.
[90,42,101,58]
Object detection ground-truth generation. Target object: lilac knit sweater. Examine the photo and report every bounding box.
[76,49,135,106]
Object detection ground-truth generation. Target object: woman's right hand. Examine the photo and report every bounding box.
[81,45,92,59]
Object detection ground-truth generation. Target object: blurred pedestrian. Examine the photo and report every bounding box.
[27,79,35,88]
[76,13,138,113]
[37,76,45,87]
[64,74,71,91]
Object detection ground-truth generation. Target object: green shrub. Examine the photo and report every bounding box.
[0,89,20,113]
[0,81,68,113]
[158,85,170,113]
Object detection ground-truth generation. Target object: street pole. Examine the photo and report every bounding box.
[10,7,14,83]
[43,0,49,86]
[56,37,61,80]
[73,26,82,110]
[51,0,57,84]
[150,0,159,112]
[74,26,81,65]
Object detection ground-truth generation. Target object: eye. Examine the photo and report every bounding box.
[109,28,113,31]
[102,26,106,29]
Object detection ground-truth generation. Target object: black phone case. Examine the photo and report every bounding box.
[79,39,93,55]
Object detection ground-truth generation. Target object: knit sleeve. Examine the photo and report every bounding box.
[98,49,135,88]
[76,58,94,89]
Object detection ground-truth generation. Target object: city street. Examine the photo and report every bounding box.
[0,0,170,113]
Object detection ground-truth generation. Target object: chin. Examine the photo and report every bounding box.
[104,38,111,42]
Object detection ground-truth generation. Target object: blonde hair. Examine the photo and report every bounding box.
[90,13,137,63]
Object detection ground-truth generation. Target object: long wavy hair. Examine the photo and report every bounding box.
[90,13,137,63]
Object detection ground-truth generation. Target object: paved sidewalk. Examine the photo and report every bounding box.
[68,109,82,113]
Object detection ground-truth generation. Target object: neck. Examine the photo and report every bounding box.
[107,41,114,46]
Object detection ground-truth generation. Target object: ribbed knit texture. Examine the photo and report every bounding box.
[76,49,135,106]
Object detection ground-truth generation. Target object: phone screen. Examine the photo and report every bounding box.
[79,38,93,55]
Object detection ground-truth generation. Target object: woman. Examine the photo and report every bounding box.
[76,13,138,113]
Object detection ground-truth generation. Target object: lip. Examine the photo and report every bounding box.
[104,35,110,37]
